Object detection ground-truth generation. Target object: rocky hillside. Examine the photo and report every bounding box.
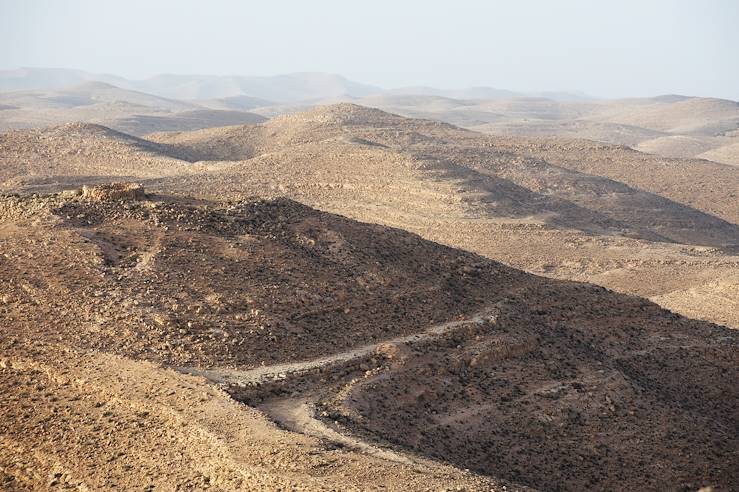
[359,94,739,166]
[332,281,738,490]
[152,104,739,246]
[1,186,735,490]
[145,105,739,329]
[3,105,738,330]
[0,123,192,191]
[486,136,739,225]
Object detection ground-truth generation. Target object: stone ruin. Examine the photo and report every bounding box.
[81,182,145,202]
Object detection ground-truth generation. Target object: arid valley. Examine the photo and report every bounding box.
[1,3,738,489]
[1,67,737,491]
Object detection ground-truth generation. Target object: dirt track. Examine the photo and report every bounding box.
[179,310,496,385]
[177,310,498,469]
[0,340,508,491]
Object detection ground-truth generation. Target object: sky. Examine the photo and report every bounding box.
[1,0,737,99]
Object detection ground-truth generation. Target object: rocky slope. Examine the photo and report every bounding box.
[329,283,738,490]
[1,187,735,490]
[0,122,193,191]
[148,104,739,328]
[485,136,739,225]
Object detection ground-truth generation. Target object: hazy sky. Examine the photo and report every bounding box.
[1,0,737,99]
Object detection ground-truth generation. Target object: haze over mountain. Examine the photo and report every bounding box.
[0,77,267,135]
[2,68,738,165]
[0,67,591,102]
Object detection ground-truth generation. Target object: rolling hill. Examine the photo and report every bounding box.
[3,69,737,166]
[357,94,739,165]
[3,103,735,330]
[0,82,266,135]
[0,122,191,190]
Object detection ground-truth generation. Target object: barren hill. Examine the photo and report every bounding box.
[196,94,275,111]
[2,188,737,490]
[107,109,266,136]
[150,104,739,246]
[0,189,514,490]
[4,70,737,165]
[0,191,517,368]
[356,94,739,165]
[485,136,739,224]
[0,68,383,102]
[0,81,195,112]
[3,104,737,329]
[145,104,737,329]
[591,96,739,134]
[0,82,267,136]
[634,135,722,158]
[699,141,739,166]
[127,72,383,102]
[0,82,196,131]
[0,123,191,190]
[0,67,129,92]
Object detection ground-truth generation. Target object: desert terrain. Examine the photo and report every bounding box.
[355,93,739,167]
[1,71,738,491]
[2,69,738,166]
[4,102,736,328]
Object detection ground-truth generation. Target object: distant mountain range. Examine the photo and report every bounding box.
[1,67,737,167]
[0,67,591,103]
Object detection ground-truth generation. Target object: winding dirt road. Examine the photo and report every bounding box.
[176,310,498,467]
[178,310,497,386]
